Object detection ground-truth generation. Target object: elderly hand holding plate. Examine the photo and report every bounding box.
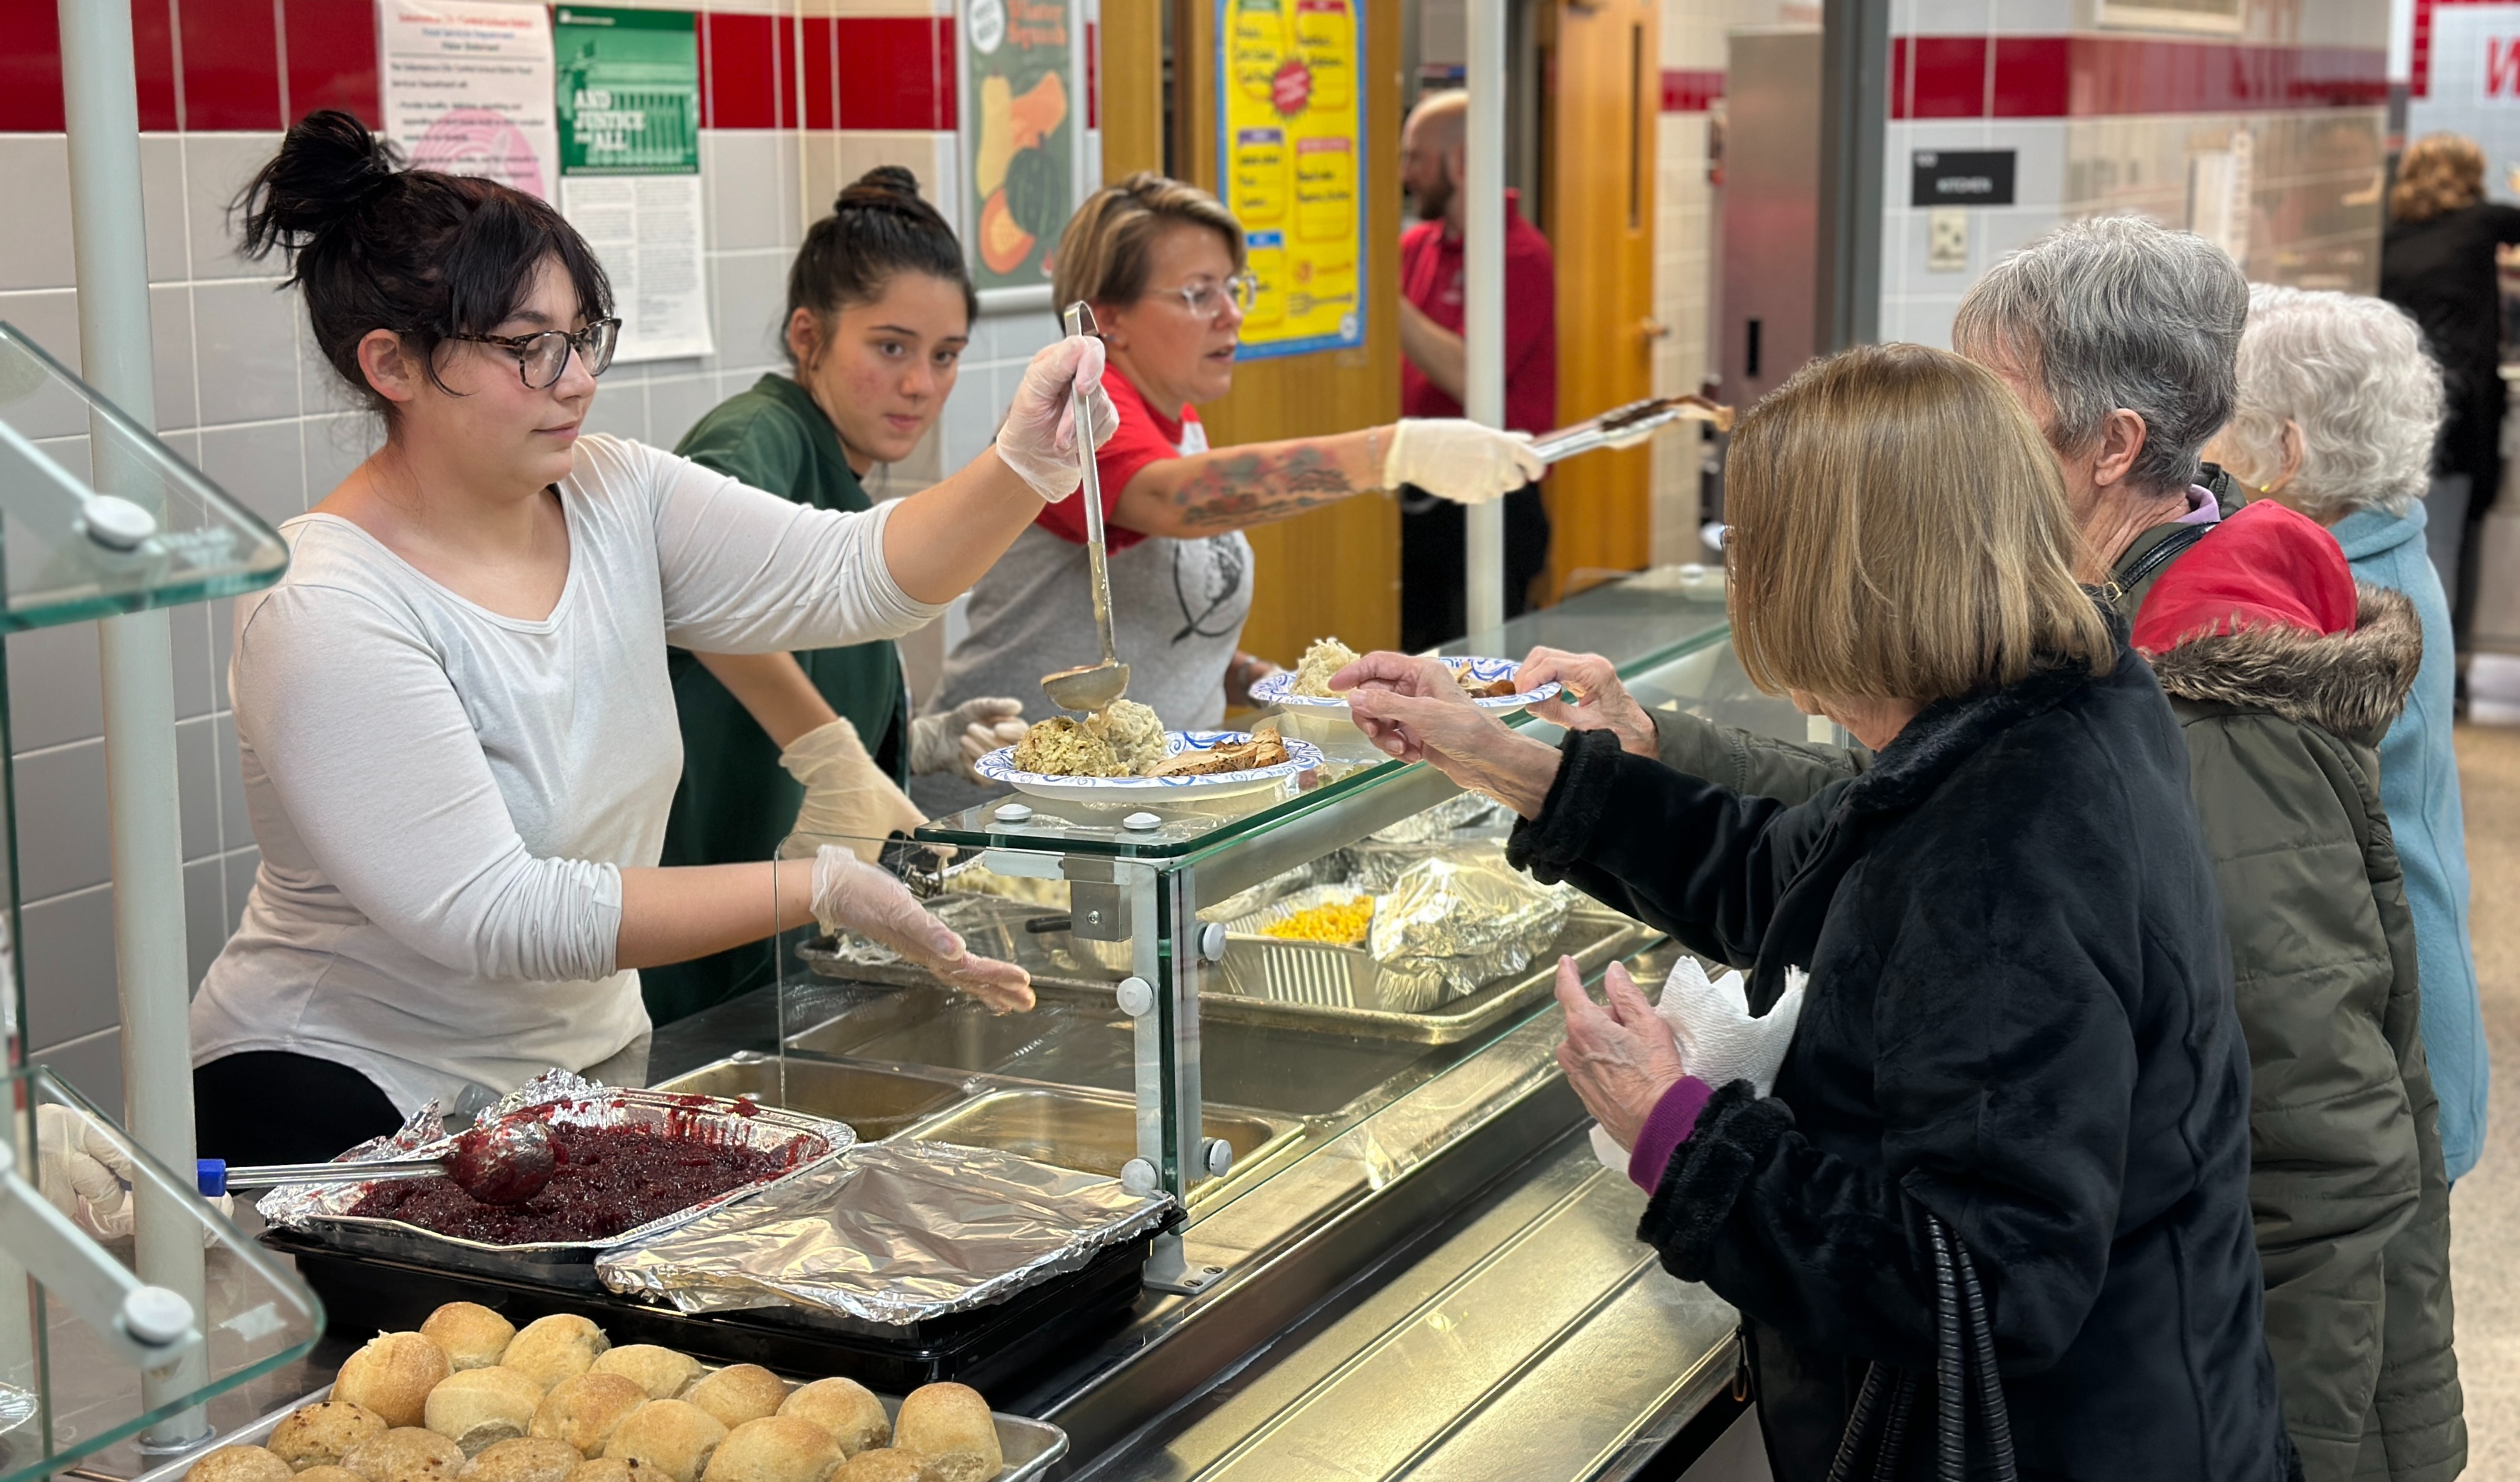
[1518,647,1664,759]
[1331,653,1566,816]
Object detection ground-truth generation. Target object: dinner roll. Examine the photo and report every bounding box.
[269,1402,389,1470]
[830,1454,934,1482]
[337,1334,454,1429]
[425,1367,544,1456]
[603,1400,727,1482]
[589,1345,702,1401]
[777,1380,888,1458]
[342,1427,466,1482]
[299,1466,369,1482]
[889,1387,996,1482]
[684,1366,787,1429]
[532,1373,649,1456]
[699,1418,840,1482]
[459,1438,584,1482]
[186,1446,296,1482]
[422,1303,517,1372]
[502,1315,609,1391]
[562,1459,651,1482]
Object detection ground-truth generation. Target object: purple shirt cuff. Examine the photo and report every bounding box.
[1628,1076,1715,1192]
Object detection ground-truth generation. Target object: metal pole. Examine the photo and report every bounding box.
[1462,0,1508,641]
[1816,0,1888,351]
[58,0,209,1443]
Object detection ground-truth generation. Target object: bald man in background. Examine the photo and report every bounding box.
[1395,89,1558,651]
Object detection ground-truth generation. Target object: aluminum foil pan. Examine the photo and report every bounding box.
[1370,852,1572,1004]
[257,1069,853,1261]
[598,1139,1176,1324]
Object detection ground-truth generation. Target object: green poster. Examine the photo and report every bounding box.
[554,7,699,176]
[962,0,1078,291]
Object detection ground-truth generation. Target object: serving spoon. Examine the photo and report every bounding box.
[200,1118,558,1207]
[1039,301,1131,715]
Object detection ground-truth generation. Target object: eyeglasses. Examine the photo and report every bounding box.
[450,318,622,389]
[1153,274,1258,319]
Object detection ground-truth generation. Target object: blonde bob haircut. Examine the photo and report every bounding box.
[1051,171,1246,316]
[1726,343,2115,704]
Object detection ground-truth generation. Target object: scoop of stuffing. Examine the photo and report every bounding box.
[1011,716,1125,776]
[1291,637,1360,698]
[1087,699,1170,775]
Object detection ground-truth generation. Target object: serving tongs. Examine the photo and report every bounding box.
[1039,302,1131,715]
[198,1119,557,1205]
[1528,394,1734,466]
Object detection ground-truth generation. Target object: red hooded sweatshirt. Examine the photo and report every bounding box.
[2131,499,2358,656]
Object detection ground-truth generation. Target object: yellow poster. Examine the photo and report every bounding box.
[1217,0,1362,358]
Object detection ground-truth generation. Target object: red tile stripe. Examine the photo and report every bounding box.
[1892,36,2388,119]
[1659,68,1724,113]
[0,3,958,136]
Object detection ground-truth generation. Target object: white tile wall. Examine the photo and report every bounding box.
[3,119,985,1112]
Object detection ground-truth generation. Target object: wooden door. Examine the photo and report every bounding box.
[1171,0,1404,666]
[1541,0,1658,597]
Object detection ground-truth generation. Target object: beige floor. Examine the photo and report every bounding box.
[2452,724,2520,1474]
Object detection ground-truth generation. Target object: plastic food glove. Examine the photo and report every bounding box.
[811,846,1034,1013]
[36,1102,134,1238]
[1588,958,1807,1172]
[1382,419,1547,505]
[994,334,1118,503]
[910,698,1028,781]
[783,716,926,864]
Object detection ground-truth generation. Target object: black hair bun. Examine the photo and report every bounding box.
[237,110,404,262]
[835,165,925,215]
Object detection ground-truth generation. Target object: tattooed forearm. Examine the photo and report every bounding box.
[1170,447,1359,527]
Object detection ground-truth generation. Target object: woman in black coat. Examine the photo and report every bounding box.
[1339,344,2292,1480]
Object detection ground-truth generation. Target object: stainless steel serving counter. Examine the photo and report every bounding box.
[42,573,1794,1482]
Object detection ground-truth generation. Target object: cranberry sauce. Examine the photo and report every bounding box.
[345,1122,789,1244]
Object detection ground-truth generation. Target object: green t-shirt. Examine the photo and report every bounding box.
[644,374,911,1025]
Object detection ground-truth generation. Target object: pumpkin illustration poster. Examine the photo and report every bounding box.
[1218,0,1364,358]
[961,0,1079,292]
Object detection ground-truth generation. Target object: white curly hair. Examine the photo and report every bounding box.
[2221,284,2444,520]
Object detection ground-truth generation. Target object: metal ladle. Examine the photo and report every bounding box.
[1039,302,1131,714]
[201,1118,559,1207]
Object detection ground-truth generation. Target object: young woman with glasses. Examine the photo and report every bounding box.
[912,172,1544,818]
[188,113,1111,1159]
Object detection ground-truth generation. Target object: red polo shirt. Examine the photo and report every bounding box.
[1398,189,1557,436]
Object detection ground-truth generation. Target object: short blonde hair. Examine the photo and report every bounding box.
[1726,343,2115,703]
[2391,133,2484,224]
[1051,171,1245,316]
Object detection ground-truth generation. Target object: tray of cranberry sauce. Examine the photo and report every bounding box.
[269,1087,852,1275]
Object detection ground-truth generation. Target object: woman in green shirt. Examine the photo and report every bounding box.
[648,168,1028,1023]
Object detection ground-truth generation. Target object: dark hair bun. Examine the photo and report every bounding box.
[836,166,926,216]
[236,110,403,260]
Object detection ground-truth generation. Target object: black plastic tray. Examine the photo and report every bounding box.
[264,1228,1153,1394]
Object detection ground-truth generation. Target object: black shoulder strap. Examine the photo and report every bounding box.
[2113,520,2214,606]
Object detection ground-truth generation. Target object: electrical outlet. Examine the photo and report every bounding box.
[1928,208,1969,273]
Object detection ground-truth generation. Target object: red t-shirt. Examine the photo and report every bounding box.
[1033,364,1205,554]
[1398,189,1558,435]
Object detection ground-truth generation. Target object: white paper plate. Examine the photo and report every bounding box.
[974,729,1324,803]
[1251,656,1562,714]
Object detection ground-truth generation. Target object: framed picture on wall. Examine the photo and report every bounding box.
[2092,0,2244,36]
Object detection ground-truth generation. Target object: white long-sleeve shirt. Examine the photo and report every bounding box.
[189,435,945,1114]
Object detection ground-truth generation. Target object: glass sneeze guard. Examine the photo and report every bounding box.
[0,322,308,1478]
[0,320,290,631]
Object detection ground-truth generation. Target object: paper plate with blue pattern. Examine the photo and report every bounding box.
[1249,656,1561,714]
[974,729,1326,803]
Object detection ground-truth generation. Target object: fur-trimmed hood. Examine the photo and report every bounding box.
[2147,582,2422,746]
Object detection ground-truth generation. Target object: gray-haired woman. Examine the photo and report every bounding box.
[2203,284,2487,1183]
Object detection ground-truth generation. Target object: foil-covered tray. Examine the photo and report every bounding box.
[599,1139,1175,1326]
[258,1070,853,1279]
[127,1382,1068,1482]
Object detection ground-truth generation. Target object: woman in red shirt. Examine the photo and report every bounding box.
[914,173,1539,815]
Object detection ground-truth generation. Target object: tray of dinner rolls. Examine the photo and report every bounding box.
[137,1304,1066,1482]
